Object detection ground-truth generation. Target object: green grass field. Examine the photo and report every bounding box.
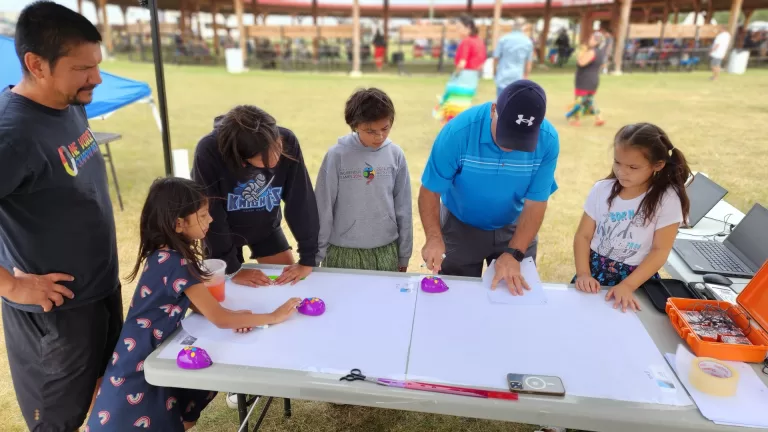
[1,62,767,432]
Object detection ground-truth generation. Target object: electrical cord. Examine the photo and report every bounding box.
[703,214,737,231]
[679,213,735,240]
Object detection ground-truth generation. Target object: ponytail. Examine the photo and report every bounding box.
[606,123,691,226]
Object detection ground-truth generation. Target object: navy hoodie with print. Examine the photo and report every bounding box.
[192,118,319,274]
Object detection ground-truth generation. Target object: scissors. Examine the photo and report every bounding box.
[339,369,406,388]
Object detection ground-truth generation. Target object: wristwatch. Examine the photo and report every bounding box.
[503,247,525,262]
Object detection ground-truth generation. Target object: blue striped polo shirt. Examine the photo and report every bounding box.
[422,102,559,230]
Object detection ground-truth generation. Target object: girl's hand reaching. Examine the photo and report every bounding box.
[232,309,254,333]
[605,283,642,313]
[270,297,302,324]
[575,274,600,293]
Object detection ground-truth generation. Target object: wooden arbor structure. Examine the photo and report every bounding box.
[83,0,768,75]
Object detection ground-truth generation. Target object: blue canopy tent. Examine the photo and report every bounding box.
[0,35,156,121]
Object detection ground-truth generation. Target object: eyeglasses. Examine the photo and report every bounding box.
[358,128,390,138]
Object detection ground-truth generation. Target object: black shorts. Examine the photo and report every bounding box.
[2,288,124,432]
[236,227,292,262]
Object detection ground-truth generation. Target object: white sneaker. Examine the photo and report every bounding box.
[226,393,239,409]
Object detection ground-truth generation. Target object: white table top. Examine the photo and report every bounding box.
[664,199,750,292]
[145,266,768,432]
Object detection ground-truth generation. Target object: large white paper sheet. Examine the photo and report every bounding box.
[483,257,547,305]
[160,271,418,380]
[666,346,768,428]
[407,279,692,406]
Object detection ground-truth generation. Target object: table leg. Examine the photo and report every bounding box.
[251,397,273,432]
[283,398,292,418]
[103,143,124,211]
[237,393,248,430]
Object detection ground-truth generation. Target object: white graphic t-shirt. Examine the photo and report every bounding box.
[585,180,683,266]
[711,32,731,59]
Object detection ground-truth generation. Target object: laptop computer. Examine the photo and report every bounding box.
[674,203,768,278]
[684,173,728,227]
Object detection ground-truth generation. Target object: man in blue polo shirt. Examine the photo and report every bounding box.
[419,80,559,294]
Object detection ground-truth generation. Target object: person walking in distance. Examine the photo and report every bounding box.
[493,18,534,98]
[565,32,607,127]
[710,26,731,81]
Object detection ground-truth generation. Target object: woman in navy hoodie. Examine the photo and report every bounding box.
[192,105,319,287]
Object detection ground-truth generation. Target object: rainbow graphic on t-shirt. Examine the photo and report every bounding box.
[57,129,99,177]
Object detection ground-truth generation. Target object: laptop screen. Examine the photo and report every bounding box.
[686,173,728,227]
[725,203,768,271]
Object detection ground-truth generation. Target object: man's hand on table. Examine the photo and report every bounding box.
[231,269,273,287]
[275,264,312,285]
[421,235,446,274]
[491,253,530,295]
[605,283,642,313]
[7,268,75,312]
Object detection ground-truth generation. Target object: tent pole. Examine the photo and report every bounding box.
[142,0,174,176]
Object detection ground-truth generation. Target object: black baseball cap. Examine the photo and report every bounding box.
[495,80,547,152]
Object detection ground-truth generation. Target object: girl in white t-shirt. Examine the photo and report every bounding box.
[573,123,692,312]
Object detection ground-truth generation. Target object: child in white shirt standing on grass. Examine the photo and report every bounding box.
[315,88,413,272]
[573,123,692,312]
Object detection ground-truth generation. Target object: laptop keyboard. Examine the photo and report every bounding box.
[692,241,750,273]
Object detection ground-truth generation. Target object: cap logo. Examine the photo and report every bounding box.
[516,115,535,126]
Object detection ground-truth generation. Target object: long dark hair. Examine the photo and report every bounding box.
[607,123,691,226]
[216,105,286,176]
[458,14,479,37]
[127,177,211,283]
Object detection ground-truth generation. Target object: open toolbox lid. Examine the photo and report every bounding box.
[736,260,768,334]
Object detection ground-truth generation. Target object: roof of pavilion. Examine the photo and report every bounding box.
[110,0,768,20]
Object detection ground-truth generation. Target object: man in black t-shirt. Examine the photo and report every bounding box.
[0,2,123,431]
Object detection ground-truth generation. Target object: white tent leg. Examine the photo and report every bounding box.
[172,149,190,179]
[149,100,163,133]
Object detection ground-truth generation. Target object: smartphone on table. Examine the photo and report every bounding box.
[507,373,566,396]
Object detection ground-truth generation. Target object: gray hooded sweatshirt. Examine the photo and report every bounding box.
[315,133,413,267]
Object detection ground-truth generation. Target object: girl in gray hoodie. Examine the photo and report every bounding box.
[315,88,413,272]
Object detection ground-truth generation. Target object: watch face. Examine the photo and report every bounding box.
[507,248,524,261]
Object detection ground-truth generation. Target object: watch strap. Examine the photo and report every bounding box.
[504,247,525,262]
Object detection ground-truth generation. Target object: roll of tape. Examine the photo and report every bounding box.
[689,357,740,397]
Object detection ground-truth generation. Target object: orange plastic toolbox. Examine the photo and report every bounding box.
[666,260,768,363]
